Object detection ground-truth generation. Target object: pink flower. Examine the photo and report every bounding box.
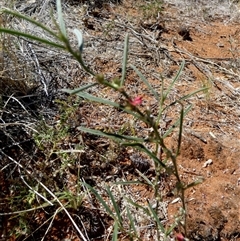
[129,96,143,106]
[175,233,185,241]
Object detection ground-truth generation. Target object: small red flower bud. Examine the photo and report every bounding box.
[176,233,185,241]
[129,96,143,106]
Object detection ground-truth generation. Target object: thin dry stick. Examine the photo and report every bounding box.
[40,207,62,241]
[174,46,240,78]
[21,207,63,241]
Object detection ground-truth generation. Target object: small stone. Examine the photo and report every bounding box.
[202,159,213,168]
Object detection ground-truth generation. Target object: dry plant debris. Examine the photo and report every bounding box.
[0,0,240,240]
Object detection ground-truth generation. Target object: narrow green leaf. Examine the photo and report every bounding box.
[163,61,185,101]
[106,186,122,224]
[70,90,144,119]
[120,34,129,86]
[77,126,145,143]
[2,9,57,37]
[176,102,184,156]
[163,87,208,110]
[163,104,192,138]
[126,207,137,235]
[114,180,146,185]
[56,0,67,38]
[112,221,118,241]
[83,183,114,217]
[73,91,120,108]
[124,197,150,216]
[77,127,119,142]
[160,87,205,139]
[121,142,166,168]
[147,201,165,233]
[0,28,65,49]
[130,64,160,101]
[135,169,153,186]
[165,223,177,236]
[61,83,98,94]
[184,177,204,190]
[178,87,208,102]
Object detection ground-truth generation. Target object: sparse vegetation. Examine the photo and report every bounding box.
[139,0,164,19]
[0,0,240,240]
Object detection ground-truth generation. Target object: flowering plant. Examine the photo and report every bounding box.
[0,0,206,239]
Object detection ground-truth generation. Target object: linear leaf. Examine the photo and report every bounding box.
[163,104,192,138]
[112,221,118,241]
[77,126,145,143]
[135,169,153,186]
[147,201,165,233]
[70,91,145,119]
[163,87,208,111]
[176,102,184,156]
[114,181,147,185]
[120,34,129,86]
[83,183,114,217]
[56,0,67,38]
[126,207,137,235]
[163,61,185,101]
[130,64,160,101]
[73,91,120,108]
[2,9,57,37]
[106,186,122,224]
[121,142,166,168]
[178,87,208,102]
[73,29,84,52]
[165,223,177,236]
[0,28,65,49]
[184,177,204,190]
[124,197,150,216]
[61,83,98,94]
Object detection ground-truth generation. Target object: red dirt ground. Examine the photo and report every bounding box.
[108,1,240,240]
[158,3,240,241]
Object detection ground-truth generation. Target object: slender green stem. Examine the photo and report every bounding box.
[63,38,95,76]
